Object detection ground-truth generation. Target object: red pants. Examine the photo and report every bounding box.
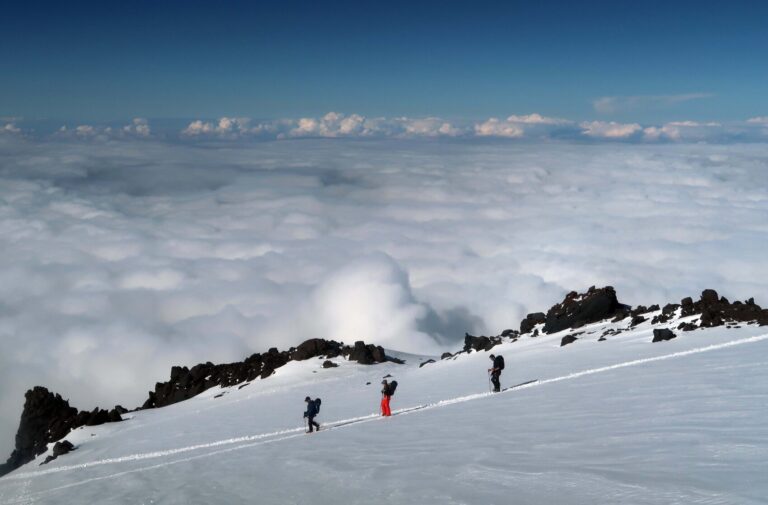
[381,395,391,416]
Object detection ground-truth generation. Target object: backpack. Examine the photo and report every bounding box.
[389,381,398,396]
[314,398,322,414]
[495,356,505,370]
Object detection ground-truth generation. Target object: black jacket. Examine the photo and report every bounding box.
[492,355,504,371]
[304,399,319,418]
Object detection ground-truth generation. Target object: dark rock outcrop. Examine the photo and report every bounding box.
[441,352,453,360]
[652,329,677,342]
[463,333,502,353]
[677,290,768,330]
[292,339,343,361]
[520,312,546,334]
[344,341,386,365]
[560,335,579,347]
[141,338,396,410]
[543,286,627,334]
[0,387,120,477]
[419,359,436,368]
[322,360,338,368]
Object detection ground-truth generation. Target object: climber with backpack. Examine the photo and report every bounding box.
[380,379,397,416]
[488,354,505,392]
[303,396,321,433]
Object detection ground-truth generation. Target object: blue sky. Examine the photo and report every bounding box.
[1,0,766,123]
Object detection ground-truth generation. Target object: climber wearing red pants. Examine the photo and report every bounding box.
[380,379,397,416]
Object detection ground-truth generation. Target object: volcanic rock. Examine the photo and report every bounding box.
[543,286,627,334]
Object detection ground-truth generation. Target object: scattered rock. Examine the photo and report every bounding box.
[419,359,436,368]
[652,329,677,342]
[560,335,579,347]
[630,315,647,327]
[322,360,338,368]
[440,352,453,360]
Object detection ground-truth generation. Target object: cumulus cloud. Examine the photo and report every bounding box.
[474,113,571,138]
[182,113,465,140]
[643,121,722,141]
[122,118,151,137]
[182,117,257,138]
[1,123,21,134]
[747,116,768,124]
[172,113,768,143]
[580,120,643,138]
[593,93,713,114]
[54,119,154,140]
[474,118,525,138]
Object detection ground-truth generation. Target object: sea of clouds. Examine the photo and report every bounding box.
[0,129,767,458]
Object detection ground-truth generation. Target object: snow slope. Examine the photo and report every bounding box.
[1,316,767,505]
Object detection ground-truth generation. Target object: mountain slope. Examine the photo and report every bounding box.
[1,308,767,505]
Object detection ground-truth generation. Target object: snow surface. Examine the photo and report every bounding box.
[1,317,767,504]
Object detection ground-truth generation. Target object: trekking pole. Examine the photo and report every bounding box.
[488,372,492,393]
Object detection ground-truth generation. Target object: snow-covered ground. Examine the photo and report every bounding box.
[1,316,767,504]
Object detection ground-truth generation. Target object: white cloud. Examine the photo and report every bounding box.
[593,93,713,114]
[182,117,253,138]
[747,117,768,125]
[580,121,642,138]
[505,113,570,125]
[1,123,21,134]
[643,121,722,141]
[473,113,569,138]
[54,119,154,140]
[474,118,525,138]
[123,118,151,137]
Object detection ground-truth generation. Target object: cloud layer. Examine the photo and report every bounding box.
[0,136,767,458]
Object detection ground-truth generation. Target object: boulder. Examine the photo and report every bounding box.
[560,335,578,347]
[520,312,546,334]
[41,440,75,465]
[322,360,338,369]
[652,329,677,342]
